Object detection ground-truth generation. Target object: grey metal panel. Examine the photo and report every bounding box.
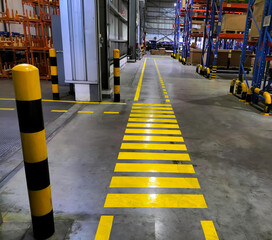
[71,0,86,81]
[51,15,65,86]
[84,0,99,84]
[59,0,73,81]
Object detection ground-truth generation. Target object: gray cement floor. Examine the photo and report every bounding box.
[1,56,272,239]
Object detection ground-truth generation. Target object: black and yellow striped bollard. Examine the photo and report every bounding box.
[12,64,55,239]
[113,49,120,102]
[49,48,60,100]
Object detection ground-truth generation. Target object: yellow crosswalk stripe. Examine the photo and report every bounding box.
[132,107,173,110]
[127,123,179,129]
[118,152,190,161]
[201,221,219,240]
[78,111,94,113]
[121,143,187,151]
[0,108,15,111]
[125,129,181,135]
[51,110,68,113]
[133,103,172,107]
[130,114,176,118]
[123,135,184,142]
[114,163,195,173]
[104,194,207,208]
[94,215,114,240]
[128,118,177,123]
[110,176,200,188]
[104,112,119,114]
[131,110,174,114]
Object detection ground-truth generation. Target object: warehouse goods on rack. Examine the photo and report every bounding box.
[195,0,250,79]
[230,0,272,115]
[179,0,207,65]
[0,0,59,80]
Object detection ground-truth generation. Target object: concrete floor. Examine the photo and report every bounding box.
[1,56,272,239]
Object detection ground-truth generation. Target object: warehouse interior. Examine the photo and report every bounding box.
[0,0,272,239]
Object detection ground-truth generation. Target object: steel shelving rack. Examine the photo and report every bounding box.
[196,0,248,79]
[173,0,181,59]
[230,0,272,115]
[180,0,193,64]
[179,0,207,65]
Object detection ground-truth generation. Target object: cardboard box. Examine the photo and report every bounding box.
[190,48,202,65]
[229,50,252,68]
[159,48,166,55]
[165,50,173,55]
[250,0,265,38]
[203,50,230,67]
[151,49,159,55]
[221,14,247,32]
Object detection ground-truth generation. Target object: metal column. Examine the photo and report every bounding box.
[129,0,137,61]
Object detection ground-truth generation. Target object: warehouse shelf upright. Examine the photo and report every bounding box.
[173,0,181,59]
[197,0,249,79]
[230,0,272,115]
[180,0,193,65]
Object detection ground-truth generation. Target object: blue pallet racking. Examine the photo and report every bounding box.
[230,0,272,115]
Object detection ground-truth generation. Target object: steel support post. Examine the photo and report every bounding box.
[129,0,137,61]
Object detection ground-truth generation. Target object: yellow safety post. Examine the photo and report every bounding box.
[49,48,60,100]
[186,57,190,65]
[113,49,120,102]
[211,66,217,80]
[12,64,55,239]
[176,52,180,60]
[239,82,247,102]
[141,44,145,55]
[234,79,240,94]
[254,88,271,116]
[229,79,236,95]
[245,86,253,104]
[263,92,271,116]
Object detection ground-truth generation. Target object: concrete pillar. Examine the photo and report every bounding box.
[129,0,137,61]
[59,0,102,102]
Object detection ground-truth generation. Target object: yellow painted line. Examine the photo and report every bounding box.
[165,95,169,99]
[128,118,177,123]
[104,194,207,208]
[163,92,168,95]
[132,107,173,110]
[94,215,114,240]
[110,176,200,188]
[131,110,174,114]
[78,111,94,113]
[166,99,170,103]
[104,112,119,114]
[51,110,68,113]
[127,123,179,129]
[118,152,190,161]
[201,221,219,240]
[162,86,166,89]
[0,98,126,105]
[134,58,147,101]
[125,129,181,135]
[130,114,176,118]
[163,89,167,92]
[123,135,184,142]
[0,108,15,111]
[133,103,171,107]
[121,143,187,151]
[114,163,195,173]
